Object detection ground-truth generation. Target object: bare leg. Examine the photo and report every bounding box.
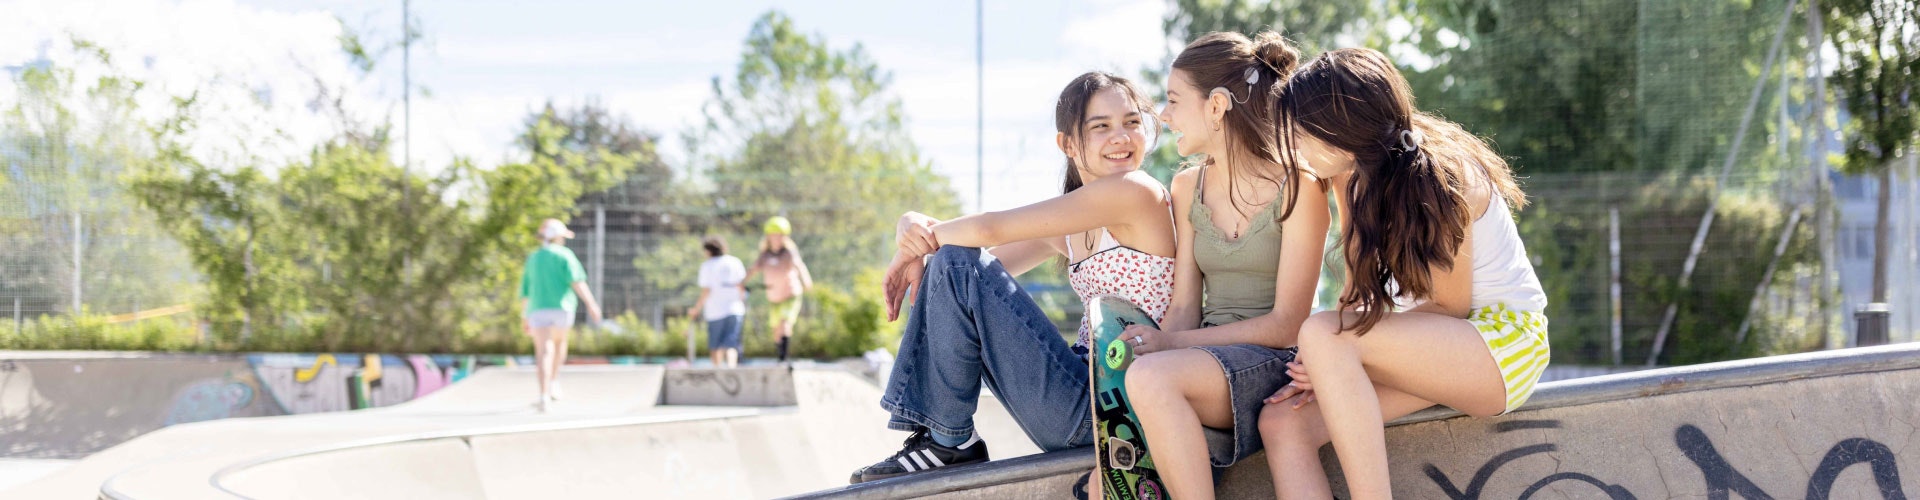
[711,349,723,368]
[528,327,553,399]
[1127,349,1237,500]
[1293,311,1509,500]
[724,348,739,368]
[553,326,571,385]
[1258,382,1434,500]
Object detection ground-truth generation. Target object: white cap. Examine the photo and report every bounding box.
[539,219,575,240]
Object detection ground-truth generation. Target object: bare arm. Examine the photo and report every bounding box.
[793,250,815,291]
[1168,176,1331,349]
[1403,185,1486,319]
[1161,168,1205,332]
[929,171,1163,249]
[571,281,603,323]
[990,238,1066,277]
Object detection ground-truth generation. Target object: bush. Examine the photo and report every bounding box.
[0,312,201,352]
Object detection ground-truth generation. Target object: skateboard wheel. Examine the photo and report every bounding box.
[1103,339,1128,370]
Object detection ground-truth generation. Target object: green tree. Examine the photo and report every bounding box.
[1824,0,1920,306]
[686,11,958,291]
[132,113,636,351]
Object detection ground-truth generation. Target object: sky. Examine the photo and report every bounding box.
[2,0,1176,213]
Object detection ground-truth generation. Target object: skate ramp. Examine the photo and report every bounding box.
[4,363,1043,499]
[0,354,283,459]
[794,343,1920,499]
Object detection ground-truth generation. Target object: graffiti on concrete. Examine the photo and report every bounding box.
[1424,421,1907,500]
[163,375,258,426]
[678,371,746,396]
[1676,424,1907,500]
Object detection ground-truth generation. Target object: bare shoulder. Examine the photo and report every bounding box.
[1459,168,1495,221]
[1169,167,1201,200]
[1082,170,1165,205]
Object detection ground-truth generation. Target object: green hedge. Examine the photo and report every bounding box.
[0,275,902,359]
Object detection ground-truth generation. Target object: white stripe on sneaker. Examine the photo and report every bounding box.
[922,450,946,468]
[897,457,917,472]
[909,452,930,470]
[958,432,981,449]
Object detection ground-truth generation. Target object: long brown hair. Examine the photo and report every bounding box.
[1171,31,1303,220]
[1056,71,1157,194]
[1276,48,1525,335]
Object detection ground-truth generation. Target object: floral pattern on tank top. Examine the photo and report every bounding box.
[1067,239,1176,350]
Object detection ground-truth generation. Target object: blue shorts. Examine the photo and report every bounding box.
[706,315,743,351]
[1191,344,1297,467]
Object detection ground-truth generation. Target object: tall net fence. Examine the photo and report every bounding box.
[0,127,199,330]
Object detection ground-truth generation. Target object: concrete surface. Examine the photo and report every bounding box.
[798,343,1920,499]
[662,366,799,406]
[3,363,1042,499]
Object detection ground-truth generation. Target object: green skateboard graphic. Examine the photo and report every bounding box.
[1088,294,1167,500]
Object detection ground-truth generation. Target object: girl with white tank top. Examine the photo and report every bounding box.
[1258,48,1550,500]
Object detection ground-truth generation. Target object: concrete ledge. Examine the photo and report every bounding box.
[780,448,1090,500]
[662,366,797,406]
[782,343,1920,499]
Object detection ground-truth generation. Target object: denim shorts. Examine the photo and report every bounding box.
[1191,344,1297,467]
[526,309,574,328]
[707,315,744,351]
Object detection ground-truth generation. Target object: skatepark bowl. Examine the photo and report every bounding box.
[1,342,1917,499]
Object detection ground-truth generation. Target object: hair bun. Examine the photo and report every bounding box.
[1251,31,1300,78]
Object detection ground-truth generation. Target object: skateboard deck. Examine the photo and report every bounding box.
[1088,294,1168,500]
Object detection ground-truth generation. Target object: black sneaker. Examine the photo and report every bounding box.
[848,428,990,484]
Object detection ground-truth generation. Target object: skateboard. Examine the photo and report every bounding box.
[1087,294,1168,500]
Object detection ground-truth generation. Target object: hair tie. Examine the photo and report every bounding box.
[1396,129,1425,154]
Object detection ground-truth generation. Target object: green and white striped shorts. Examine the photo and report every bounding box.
[1469,303,1550,414]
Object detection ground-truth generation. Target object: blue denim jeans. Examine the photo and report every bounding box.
[880,246,1094,452]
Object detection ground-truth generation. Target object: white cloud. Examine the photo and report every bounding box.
[1,0,384,170]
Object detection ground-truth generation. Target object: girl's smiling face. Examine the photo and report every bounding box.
[1064,86,1150,180]
[1158,69,1216,158]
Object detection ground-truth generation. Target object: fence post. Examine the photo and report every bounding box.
[593,203,606,317]
[1609,207,1622,366]
[72,212,82,315]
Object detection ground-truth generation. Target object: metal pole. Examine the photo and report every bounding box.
[975,0,984,214]
[72,212,81,315]
[592,203,605,305]
[1737,208,1804,344]
[1896,151,1912,342]
[403,0,411,174]
[13,298,21,336]
[1610,207,1622,366]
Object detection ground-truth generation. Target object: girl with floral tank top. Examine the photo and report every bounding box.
[848,72,1178,486]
